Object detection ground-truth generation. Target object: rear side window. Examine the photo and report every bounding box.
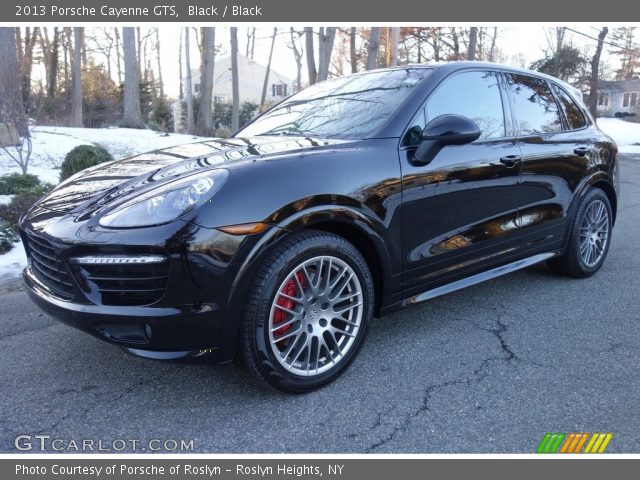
[552,85,587,130]
[425,70,505,140]
[504,74,562,135]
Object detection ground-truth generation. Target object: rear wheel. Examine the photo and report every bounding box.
[239,230,374,393]
[547,188,612,278]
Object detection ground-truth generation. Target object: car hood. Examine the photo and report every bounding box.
[34,136,350,215]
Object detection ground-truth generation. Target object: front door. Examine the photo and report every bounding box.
[400,70,522,296]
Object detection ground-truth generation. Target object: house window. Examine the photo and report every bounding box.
[272,84,288,97]
[623,92,638,108]
[598,93,609,107]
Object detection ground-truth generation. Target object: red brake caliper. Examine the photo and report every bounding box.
[273,272,305,343]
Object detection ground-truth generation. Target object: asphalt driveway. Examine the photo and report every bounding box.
[1,154,639,453]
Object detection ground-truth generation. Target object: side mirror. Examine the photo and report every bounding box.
[413,114,481,165]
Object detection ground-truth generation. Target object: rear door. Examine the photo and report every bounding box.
[503,73,593,255]
[400,69,523,296]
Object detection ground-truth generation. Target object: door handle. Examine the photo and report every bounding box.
[499,155,521,167]
[574,146,590,157]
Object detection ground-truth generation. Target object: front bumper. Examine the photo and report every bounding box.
[23,264,224,354]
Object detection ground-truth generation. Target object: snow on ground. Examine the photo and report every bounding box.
[0,241,27,282]
[597,118,640,154]
[0,126,209,282]
[0,126,208,185]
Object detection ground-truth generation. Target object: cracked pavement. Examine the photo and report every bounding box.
[1,154,640,453]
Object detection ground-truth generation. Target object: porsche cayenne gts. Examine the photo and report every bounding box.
[20,62,619,392]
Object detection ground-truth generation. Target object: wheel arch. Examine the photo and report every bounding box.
[219,206,396,363]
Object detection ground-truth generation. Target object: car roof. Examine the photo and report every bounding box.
[371,61,584,106]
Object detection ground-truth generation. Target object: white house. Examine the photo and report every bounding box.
[597,79,640,117]
[188,53,294,105]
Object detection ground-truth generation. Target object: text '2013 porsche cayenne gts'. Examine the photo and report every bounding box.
[20,62,619,392]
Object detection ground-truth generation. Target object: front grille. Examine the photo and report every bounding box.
[25,232,74,299]
[73,262,169,306]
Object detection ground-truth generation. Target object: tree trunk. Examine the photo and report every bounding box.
[317,27,336,82]
[196,28,215,136]
[290,28,303,92]
[260,28,277,107]
[114,27,122,84]
[305,27,317,85]
[122,27,145,129]
[349,27,358,73]
[155,28,164,99]
[588,27,609,118]
[366,27,380,70]
[0,28,27,137]
[184,27,194,133]
[488,27,498,63]
[230,27,240,131]
[70,27,83,127]
[467,27,478,60]
[389,27,399,66]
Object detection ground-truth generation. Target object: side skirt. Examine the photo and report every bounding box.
[383,252,557,314]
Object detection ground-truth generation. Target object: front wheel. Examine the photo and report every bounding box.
[238,230,374,393]
[547,188,613,278]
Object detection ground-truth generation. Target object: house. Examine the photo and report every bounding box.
[187,53,294,106]
[597,79,640,117]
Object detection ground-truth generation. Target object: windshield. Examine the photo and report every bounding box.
[236,68,431,139]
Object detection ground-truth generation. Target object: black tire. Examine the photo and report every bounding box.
[238,230,374,393]
[547,188,613,278]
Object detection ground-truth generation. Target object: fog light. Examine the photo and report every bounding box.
[70,255,166,265]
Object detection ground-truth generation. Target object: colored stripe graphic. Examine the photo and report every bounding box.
[537,433,613,453]
[537,433,566,453]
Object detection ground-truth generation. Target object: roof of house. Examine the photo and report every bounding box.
[598,78,640,92]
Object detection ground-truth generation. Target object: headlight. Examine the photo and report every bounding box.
[99,169,229,228]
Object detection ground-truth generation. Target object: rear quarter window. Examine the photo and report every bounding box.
[552,84,588,130]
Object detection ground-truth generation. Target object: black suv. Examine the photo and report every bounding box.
[20,62,619,392]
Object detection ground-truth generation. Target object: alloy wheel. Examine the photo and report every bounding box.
[579,199,610,268]
[268,255,363,377]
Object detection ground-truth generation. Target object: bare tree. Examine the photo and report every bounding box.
[260,28,278,108]
[589,27,609,118]
[15,27,39,112]
[183,27,194,133]
[196,28,215,136]
[114,27,122,84]
[70,27,83,127]
[317,27,336,81]
[389,27,399,66]
[1,28,32,174]
[467,27,478,60]
[178,28,183,101]
[305,27,317,84]
[230,27,240,131]
[155,28,164,99]
[288,28,304,92]
[349,27,358,73]
[38,27,60,99]
[366,27,380,70]
[245,27,256,59]
[122,27,145,129]
[488,27,498,62]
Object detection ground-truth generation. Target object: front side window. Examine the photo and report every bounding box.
[425,70,505,140]
[552,85,587,130]
[237,68,431,139]
[504,74,562,135]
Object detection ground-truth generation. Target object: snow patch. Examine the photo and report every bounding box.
[0,126,211,280]
[0,241,27,282]
[597,118,640,154]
